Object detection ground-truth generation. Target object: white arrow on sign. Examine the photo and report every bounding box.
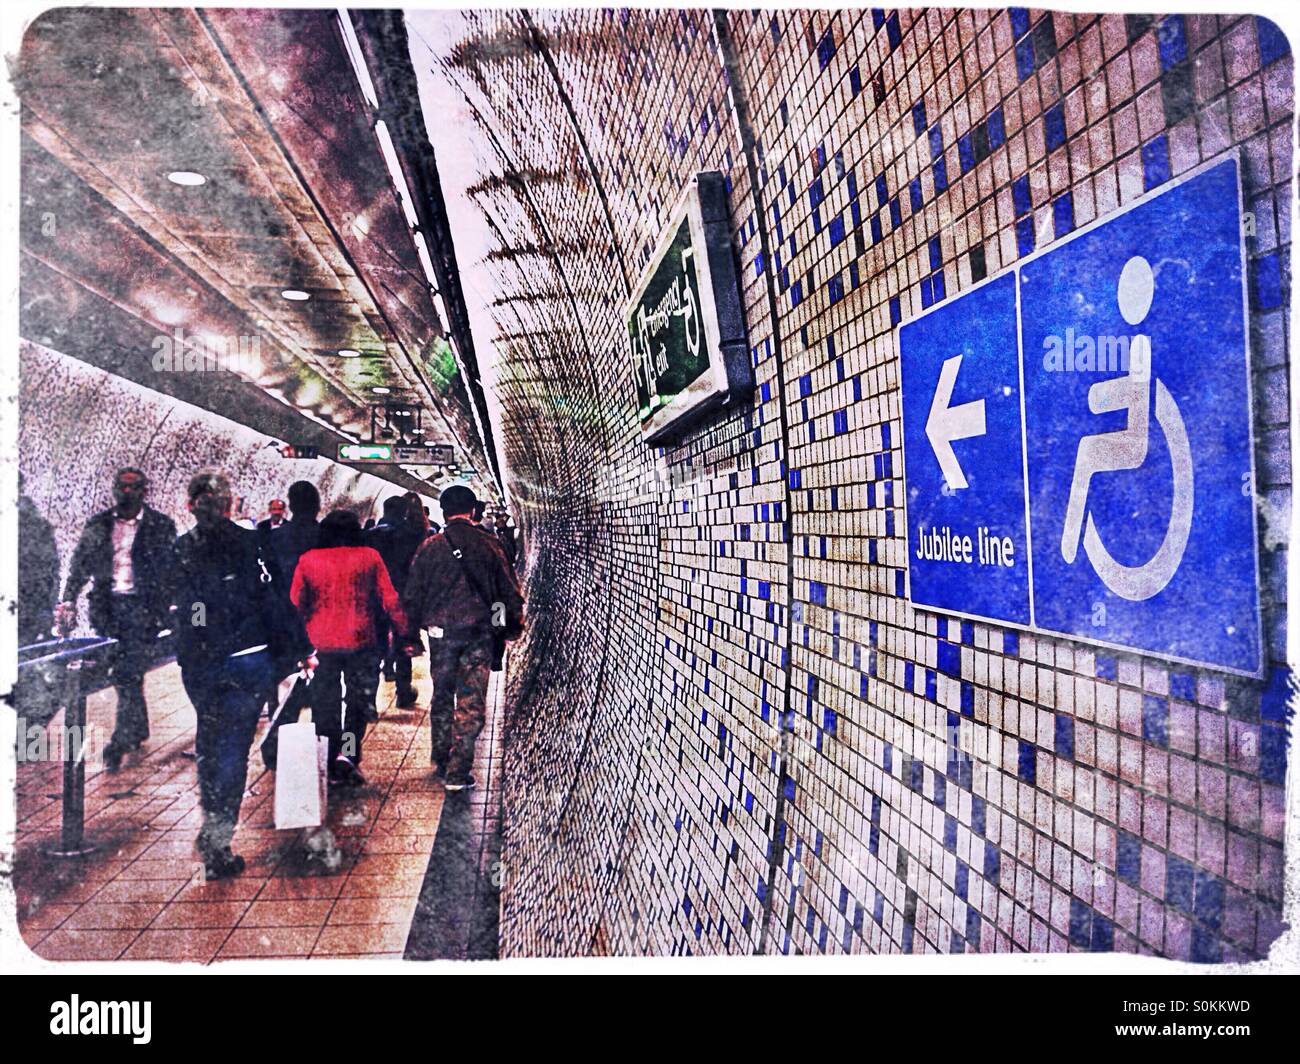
[926,354,986,491]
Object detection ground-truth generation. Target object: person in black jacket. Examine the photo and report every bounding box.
[55,468,177,770]
[366,495,427,706]
[171,471,315,879]
[269,480,322,585]
[18,475,59,645]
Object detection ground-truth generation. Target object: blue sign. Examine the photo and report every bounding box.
[899,154,1262,675]
[900,272,1031,626]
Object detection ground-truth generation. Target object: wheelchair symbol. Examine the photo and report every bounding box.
[1060,256,1194,601]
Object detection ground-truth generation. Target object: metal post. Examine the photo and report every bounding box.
[43,661,97,859]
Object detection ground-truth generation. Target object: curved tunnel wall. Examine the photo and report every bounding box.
[423,9,1293,958]
[18,340,418,615]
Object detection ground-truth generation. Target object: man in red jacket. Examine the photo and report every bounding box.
[402,486,524,791]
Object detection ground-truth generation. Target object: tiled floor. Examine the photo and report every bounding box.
[12,654,506,964]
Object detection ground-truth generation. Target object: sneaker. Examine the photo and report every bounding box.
[395,687,418,708]
[329,756,367,789]
[103,743,124,773]
[203,850,246,881]
[443,775,477,793]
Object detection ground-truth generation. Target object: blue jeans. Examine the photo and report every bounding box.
[181,650,275,854]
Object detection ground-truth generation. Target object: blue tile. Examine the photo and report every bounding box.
[1193,869,1224,931]
[938,640,961,677]
[983,842,1000,883]
[933,158,948,192]
[910,177,923,212]
[1016,37,1036,80]
[1015,215,1035,257]
[1261,724,1287,785]
[1004,630,1019,657]
[1010,7,1030,39]
[1055,714,1075,760]
[1170,672,1196,702]
[1254,253,1284,310]
[928,124,944,160]
[1095,656,1117,680]
[1053,192,1074,238]
[912,99,927,137]
[987,107,1005,149]
[1259,17,1291,66]
[829,214,845,246]
[817,28,836,70]
[971,796,986,836]
[1017,740,1036,783]
[1142,135,1171,189]
[1157,15,1187,70]
[1044,102,1066,152]
[928,236,942,270]
[1013,174,1032,217]
[958,133,975,173]
[1117,830,1141,886]
[1090,914,1113,952]
[1069,898,1092,948]
[1142,695,1169,747]
[1166,855,1194,914]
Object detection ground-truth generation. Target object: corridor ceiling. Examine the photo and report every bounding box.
[18,7,493,496]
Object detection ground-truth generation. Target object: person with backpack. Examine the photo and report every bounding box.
[401,485,524,791]
[170,471,314,879]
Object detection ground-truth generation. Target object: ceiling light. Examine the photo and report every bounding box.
[372,386,391,394]
[411,427,426,435]
[338,348,361,358]
[281,289,310,301]
[167,170,207,186]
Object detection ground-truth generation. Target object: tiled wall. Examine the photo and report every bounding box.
[422,8,1292,960]
[18,340,418,629]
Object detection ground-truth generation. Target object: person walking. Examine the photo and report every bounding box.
[366,495,427,706]
[270,480,322,584]
[170,471,314,879]
[493,511,519,569]
[56,467,177,770]
[402,485,524,791]
[291,509,410,787]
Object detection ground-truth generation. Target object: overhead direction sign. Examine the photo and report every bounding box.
[899,153,1262,675]
[338,443,456,466]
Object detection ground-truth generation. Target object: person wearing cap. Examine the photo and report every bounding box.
[257,498,287,532]
[401,485,524,791]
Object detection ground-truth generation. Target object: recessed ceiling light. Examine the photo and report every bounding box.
[167,170,207,186]
[372,386,391,394]
[281,289,310,301]
[338,348,361,358]
[411,427,426,435]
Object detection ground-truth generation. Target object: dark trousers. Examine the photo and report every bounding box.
[380,622,414,694]
[311,650,381,766]
[428,632,494,779]
[105,593,156,750]
[181,650,272,855]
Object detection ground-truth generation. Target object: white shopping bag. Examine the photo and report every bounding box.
[274,721,329,829]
